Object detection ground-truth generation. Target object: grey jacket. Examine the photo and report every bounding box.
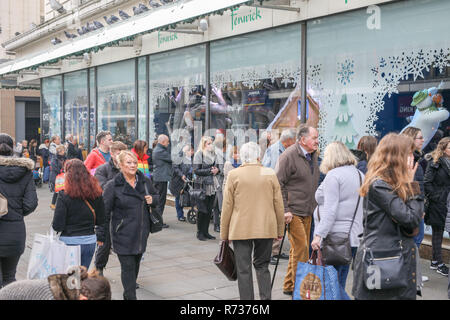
[152,143,173,182]
[313,165,364,247]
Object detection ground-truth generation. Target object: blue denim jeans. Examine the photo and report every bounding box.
[413,218,425,248]
[66,243,96,269]
[332,247,358,290]
[175,196,184,219]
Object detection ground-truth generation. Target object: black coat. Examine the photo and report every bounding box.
[66,143,81,160]
[38,145,50,167]
[352,179,423,300]
[94,160,120,189]
[0,156,38,257]
[50,155,66,186]
[52,191,105,239]
[102,171,160,255]
[424,157,450,227]
[169,158,193,196]
[413,150,425,195]
[152,143,173,182]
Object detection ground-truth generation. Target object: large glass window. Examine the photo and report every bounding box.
[97,59,136,147]
[307,0,450,153]
[149,44,206,149]
[42,76,62,140]
[210,24,302,149]
[138,57,148,141]
[64,70,89,147]
[89,68,96,150]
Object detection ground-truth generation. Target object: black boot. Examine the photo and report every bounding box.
[203,212,216,240]
[196,213,207,241]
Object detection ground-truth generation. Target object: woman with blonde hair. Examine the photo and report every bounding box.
[193,136,221,241]
[311,141,364,291]
[424,137,450,276]
[352,133,423,300]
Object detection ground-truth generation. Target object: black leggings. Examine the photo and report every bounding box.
[0,255,21,288]
[117,254,143,300]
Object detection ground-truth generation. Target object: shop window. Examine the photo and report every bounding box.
[64,70,89,148]
[42,76,62,140]
[89,68,96,149]
[97,59,136,147]
[138,57,148,141]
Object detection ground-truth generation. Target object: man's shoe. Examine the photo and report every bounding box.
[283,290,293,296]
[273,253,289,260]
[436,264,449,276]
[162,224,169,228]
[178,217,186,222]
[270,257,278,265]
[197,233,207,241]
[430,261,439,269]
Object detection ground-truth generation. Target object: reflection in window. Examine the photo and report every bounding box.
[210,24,302,149]
[89,68,96,149]
[64,70,88,147]
[138,57,148,141]
[97,59,136,147]
[149,45,206,148]
[42,76,62,140]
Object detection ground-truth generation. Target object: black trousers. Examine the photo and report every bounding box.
[94,226,111,269]
[197,195,215,236]
[431,226,445,264]
[117,254,143,300]
[51,192,58,205]
[154,181,168,220]
[0,255,21,288]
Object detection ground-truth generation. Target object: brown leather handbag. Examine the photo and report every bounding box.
[214,240,237,281]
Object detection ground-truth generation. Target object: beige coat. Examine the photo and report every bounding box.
[220,162,285,241]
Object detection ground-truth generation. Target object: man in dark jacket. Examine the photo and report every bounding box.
[93,141,127,275]
[169,145,193,222]
[152,134,172,228]
[0,133,38,288]
[65,134,80,160]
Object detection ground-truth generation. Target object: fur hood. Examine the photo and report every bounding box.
[0,156,35,171]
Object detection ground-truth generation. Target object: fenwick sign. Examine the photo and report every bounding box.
[158,31,178,47]
[231,7,263,31]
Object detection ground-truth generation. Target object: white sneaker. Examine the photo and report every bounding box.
[421,276,429,282]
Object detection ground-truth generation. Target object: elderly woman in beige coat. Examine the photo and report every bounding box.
[220,142,285,300]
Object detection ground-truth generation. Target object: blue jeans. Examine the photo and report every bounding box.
[413,218,425,248]
[175,196,184,219]
[332,247,358,290]
[66,243,96,269]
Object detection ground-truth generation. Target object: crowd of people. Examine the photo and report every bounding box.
[0,122,449,300]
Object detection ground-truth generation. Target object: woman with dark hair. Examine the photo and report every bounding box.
[131,140,150,178]
[352,133,423,300]
[52,159,105,269]
[28,139,38,163]
[0,133,38,288]
[353,136,377,174]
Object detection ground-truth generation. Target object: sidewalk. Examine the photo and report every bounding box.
[15,187,449,300]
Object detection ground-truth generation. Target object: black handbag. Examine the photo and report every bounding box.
[361,192,408,290]
[144,183,163,234]
[213,240,237,281]
[319,169,362,266]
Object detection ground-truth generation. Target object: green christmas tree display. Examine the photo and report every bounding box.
[333,93,358,149]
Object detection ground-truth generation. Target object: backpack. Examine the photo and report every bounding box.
[0,192,8,217]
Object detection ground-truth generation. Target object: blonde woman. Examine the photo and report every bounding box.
[352,133,423,300]
[311,141,364,291]
[424,137,450,276]
[193,136,221,241]
[103,150,159,300]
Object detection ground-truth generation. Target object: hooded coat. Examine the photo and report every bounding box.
[0,156,38,257]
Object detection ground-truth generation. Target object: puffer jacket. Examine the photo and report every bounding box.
[424,157,450,227]
[102,170,160,255]
[352,179,423,300]
[0,156,38,257]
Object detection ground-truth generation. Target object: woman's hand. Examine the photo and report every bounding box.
[145,195,153,205]
[310,235,322,251]
[407,154,418,182]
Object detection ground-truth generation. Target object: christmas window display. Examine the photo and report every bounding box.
[149,44,206,145]
[64,70,89,147]
[97,59,136,147]
[42,76,62,140]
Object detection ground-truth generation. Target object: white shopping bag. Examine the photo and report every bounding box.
[27,229,81,279]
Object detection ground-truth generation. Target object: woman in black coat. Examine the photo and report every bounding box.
[193,136,221,241]
[352,133,423,300]
[103,150,159,300]
[424,137,450,276]
[170,145,193,222]
[0,133,38,288]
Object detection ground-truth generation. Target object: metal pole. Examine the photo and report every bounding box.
[300,22,307,124]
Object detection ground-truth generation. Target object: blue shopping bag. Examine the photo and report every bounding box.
[293,250,351,300]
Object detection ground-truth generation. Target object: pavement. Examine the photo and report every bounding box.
[15,186,449,300]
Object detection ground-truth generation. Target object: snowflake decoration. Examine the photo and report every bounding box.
[337,59,355,86]
[433,48,450,73]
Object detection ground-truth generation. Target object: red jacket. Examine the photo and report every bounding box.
[84,148,108,174]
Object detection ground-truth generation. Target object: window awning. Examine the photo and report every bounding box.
[0,0,258,77]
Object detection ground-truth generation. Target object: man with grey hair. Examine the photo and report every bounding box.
[152,134,173,228]
[275,124,320,296]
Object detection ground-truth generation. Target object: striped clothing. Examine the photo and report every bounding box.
[132,148,150,178]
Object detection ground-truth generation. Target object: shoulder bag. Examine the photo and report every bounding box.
[144,182,163,234]
[361,188,408,290]
[319,169,362,266]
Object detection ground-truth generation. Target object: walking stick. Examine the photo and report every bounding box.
[271,224,288,290]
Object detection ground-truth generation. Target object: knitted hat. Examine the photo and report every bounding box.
[411,90,428,107]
